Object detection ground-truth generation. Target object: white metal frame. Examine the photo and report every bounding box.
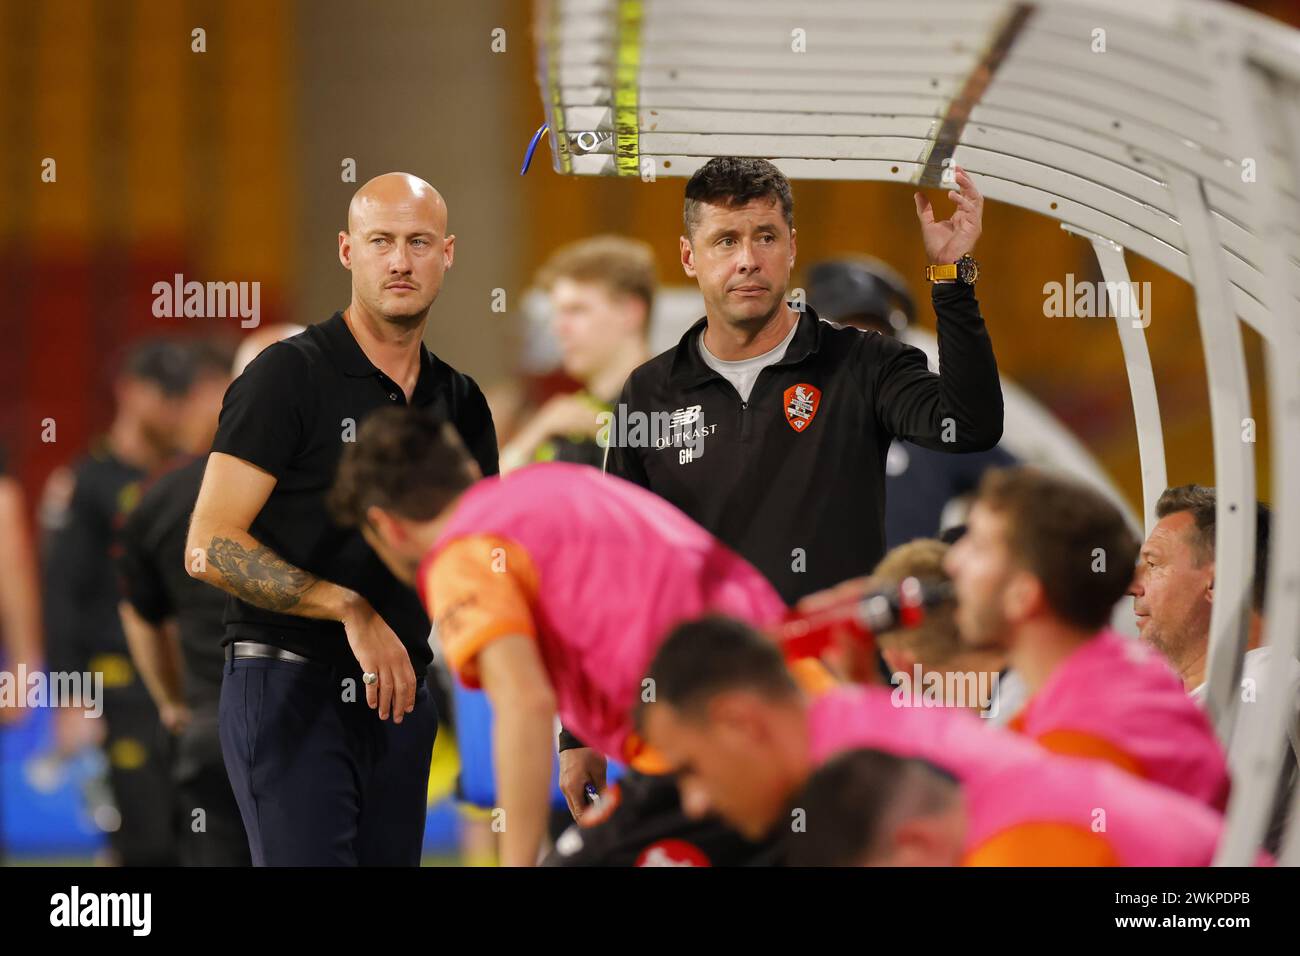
[536,0,1300,865]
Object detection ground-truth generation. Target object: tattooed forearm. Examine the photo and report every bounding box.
[207,536,320,612]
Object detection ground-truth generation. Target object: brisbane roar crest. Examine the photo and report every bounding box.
[783,384,821,432]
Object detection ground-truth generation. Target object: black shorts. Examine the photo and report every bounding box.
[542,770,778,867]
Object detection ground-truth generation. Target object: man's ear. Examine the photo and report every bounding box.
[365,505,405,545]
[788,226,797,269]
[338,230,352,269]
[1205,564,1216,606]
[443,233,455,270]
[1004,570,1041,623]
[680,235,697,278]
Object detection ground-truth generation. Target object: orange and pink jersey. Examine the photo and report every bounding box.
[1006,630,1229,809]
[808,687,1259,866]
[415,463,787,769]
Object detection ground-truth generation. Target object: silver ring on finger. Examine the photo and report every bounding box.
[362,671,378,686]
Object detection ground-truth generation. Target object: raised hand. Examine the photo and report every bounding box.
[914,164,984,265]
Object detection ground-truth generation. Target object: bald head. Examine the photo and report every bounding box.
[347,173,447,235]
[339,172,456,325]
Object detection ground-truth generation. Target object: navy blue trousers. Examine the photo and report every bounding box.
[219,656,437,866]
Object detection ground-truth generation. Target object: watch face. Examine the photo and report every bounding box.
[958,256,978,284]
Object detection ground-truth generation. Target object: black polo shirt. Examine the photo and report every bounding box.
[605,284,1002,604]
[41,441,146,676]
[117,454,227,711]
[209,311,499,671]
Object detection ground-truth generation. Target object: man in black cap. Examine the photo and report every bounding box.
[805,257,1018,550]
[42,336,196,866]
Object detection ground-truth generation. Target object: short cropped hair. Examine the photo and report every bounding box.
[636,615,797,731]
[1155,484,1272,612]
[328,406,478,528]
[976,467,1140,631]
[782,749,960,866]
[683,157,794,238]
[535,234,657,314]
[186,337,238,380]
[871,539,959,664]
[119,337,195,396]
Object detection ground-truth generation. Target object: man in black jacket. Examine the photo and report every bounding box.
[561,156,1004,820]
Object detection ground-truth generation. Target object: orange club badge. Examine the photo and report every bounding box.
[783,383,821,432]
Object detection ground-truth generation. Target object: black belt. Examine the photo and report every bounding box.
[225,641,426,686]
[227,641,318,666]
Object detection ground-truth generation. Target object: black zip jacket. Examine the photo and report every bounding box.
[605,282,1003,606]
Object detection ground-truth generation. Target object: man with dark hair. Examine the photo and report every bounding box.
[41,336,196,866]
[185,173,498,866]
[577,155,1004,810]
[1130,484,1273,689]
[783,751,964,867]
[328,406,842,866]
[1129,484,1297,851]
[609,156,1000,605]
[783,741,1257,867]
[638,616,1261,866]
[942,466,1228,807]
[116,330,297,866]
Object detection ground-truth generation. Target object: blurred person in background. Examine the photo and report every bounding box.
[499,235,654,472]
[1129,484,1298,852]
[637,617,1258,866]
[0,446,43,865]
[805,257,1018,549]
[943,467,1228,807]
[117,328,299,866]
[41,337,196,866]
[0,446,44,704]
[858,538,1016,718]
[1129,485,1277,696]
[782,746,1260,867]
[501,236,659,811]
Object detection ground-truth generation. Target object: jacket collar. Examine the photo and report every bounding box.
[668,305,826,389]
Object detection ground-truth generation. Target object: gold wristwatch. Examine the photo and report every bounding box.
[925,253,979,285]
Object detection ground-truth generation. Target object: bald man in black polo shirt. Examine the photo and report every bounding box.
[186,173,497,866]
